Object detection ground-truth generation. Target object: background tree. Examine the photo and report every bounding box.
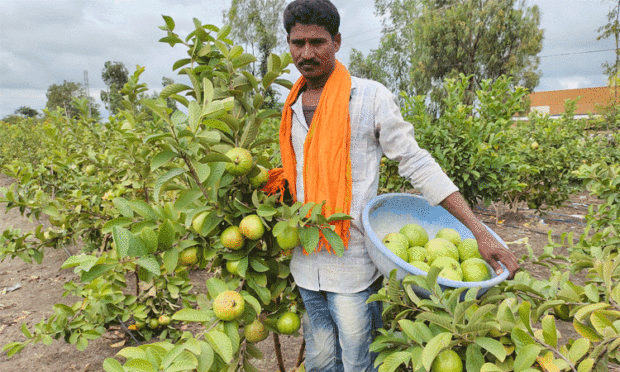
[15,106,39,118]
[597,0,620,129]
[46,80,99,119]
[598,0,620,79]
[223,0,286,106]
[100,61,129,115]
[350,0,544,112]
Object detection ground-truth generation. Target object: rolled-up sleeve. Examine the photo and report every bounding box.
[374,85,458,206]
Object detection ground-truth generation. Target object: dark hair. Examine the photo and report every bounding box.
[283,0,340,37]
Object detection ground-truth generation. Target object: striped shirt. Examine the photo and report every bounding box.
[289,76,458,293]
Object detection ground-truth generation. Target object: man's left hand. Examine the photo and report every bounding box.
[475,229,520,280]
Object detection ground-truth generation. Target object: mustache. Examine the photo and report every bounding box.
[299,59,319,66]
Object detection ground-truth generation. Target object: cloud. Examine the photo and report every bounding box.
[0,0,616,117]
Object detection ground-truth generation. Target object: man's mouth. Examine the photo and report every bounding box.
[299,61,318,68]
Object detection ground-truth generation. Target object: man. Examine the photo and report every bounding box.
[273,1,520,370]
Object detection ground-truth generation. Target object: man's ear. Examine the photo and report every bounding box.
[334,32,342,52]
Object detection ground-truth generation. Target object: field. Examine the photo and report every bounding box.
[0,171,605,371]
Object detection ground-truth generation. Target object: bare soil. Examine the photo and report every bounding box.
[0,173,598,371]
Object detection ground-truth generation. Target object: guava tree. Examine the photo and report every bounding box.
[2,16,350,372]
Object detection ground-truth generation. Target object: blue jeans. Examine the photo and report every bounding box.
[299,277,384,372]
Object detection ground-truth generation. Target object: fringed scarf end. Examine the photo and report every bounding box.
[261,168,287,202]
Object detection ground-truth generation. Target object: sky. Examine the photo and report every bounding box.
[0,0,616,118]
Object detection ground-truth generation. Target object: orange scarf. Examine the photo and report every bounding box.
[263,61,352,254]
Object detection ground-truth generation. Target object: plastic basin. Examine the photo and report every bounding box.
[362,193,509,299]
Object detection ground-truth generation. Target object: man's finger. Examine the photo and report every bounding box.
[499,251,519,279]
[487,257,503,276]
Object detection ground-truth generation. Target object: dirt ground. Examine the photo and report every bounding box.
[0,173,598,371]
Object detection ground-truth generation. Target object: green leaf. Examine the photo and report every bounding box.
[136,256,161,276]
[256,204,277,218]
[172,309,211,322]
[162,15,175,31]
[421,332,452,371]
[426,265,441,292]
[573,319,603,342]
[247,275,272,304]
[590,311,613,335]
[151,151,177,172]
[511,327,536,351]
[466,343,485,372]
[326,213,353,222]
[584,284,599,302]
[206,330,233,363]
[113,226,148,258]
[272,221,289,237]
[188,101,201,132]
[250,257,270,272]
[577,358,594,372]
[268,53,281,72]
[262,71,279,89]
[113,197,133,218]
[199,211,222,237]
[541,315,558,349]
[157,219,177,251]
[140,228,158,253]
[128,200,159,221]
[217,24,231,40]
[102,217,133,234]
[154,168,187,202]
[206,277,229,299]
[166,351,198,372]
[161,345,186,370]
[42,205,59,217]
[513,344,541,372]
[377,351,411,372]
[173,189,202,210]
[398,320,426,344]
[274,78,293,89]
[574,303,610,322]
[388,269,402,305]
[568,338,591,364]
[321,228,344,257]
[103,358,125,372]
[480,363,503,372]
[518,301,533,334]
[474,337,506,362]
[124,359,155,372]
[163,248,179,273]
[299,226,320,254]
[241,292,262,315]
[80,264,115,283]
[21,323,31,338]
[196,341,214,372]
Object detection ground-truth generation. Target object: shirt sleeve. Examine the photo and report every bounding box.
[374,84,459,206]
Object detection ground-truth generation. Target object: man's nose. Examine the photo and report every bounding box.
[301,43,313,58]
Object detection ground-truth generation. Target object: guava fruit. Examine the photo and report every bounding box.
[435,228,462,247]
[461,257,492,282]
[213,290,245,321]
[399,223,429,247]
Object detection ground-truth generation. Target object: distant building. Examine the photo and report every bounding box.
[525,86,618,119]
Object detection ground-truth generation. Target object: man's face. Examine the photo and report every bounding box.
[287,23,341,83]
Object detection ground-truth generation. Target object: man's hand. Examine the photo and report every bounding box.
[439,191,520,279]
[474,229,520,280]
